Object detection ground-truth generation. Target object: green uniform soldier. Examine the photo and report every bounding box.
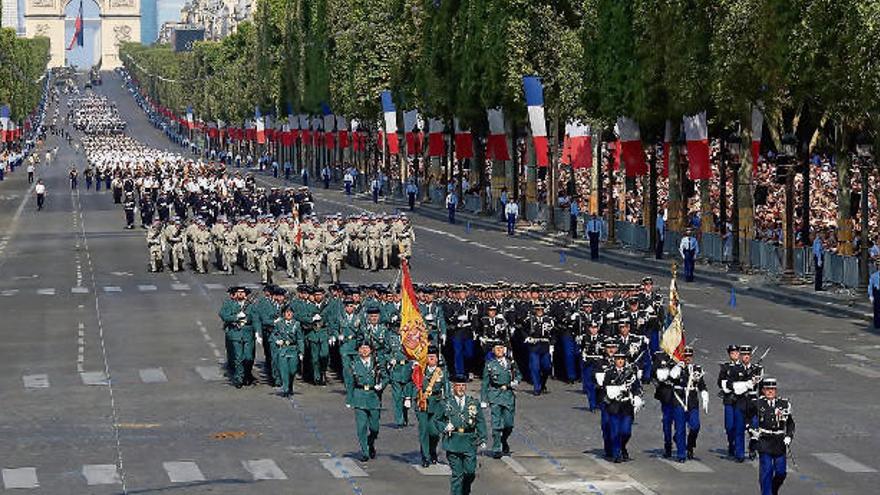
[385,326,415,427]
[337,299,362,406]
[480,343,521,458]
[252,286,285,386]
[417,346,450,467]
[296,288,330,385]
[360,307,388,358]
[275,305,305,397]
[351,342,385,462]
[218,286,255,388]
[442,375,487,495]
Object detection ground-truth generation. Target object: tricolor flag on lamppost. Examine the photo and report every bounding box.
[522,76,548,167]
[255,107,266,144]
[751,103,763,173]
[381,91,400,154]
[185,106,194,129]
[683,111,711,180]
[453,118,473,159]
[486,108,510,161]
[322,103,335,149]
[403,109,421,155]
[616,116,647,176]
[427,118,445,157]
[564,119,591,169]
[0,105,10,142]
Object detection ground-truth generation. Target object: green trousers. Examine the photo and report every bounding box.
[354,407,380,457]
[277,350,301,393]
[490,403,515,452]
[225,333,254,385]
[416,410,441,461]
[447,450,477,495]
[391,380,414,426]
[308,339,329,382]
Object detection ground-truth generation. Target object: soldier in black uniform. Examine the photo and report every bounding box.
[477,305,511,362]
[123,191,136,229]
[616,319,649,381]
[749,378,794,495]
[669,346,708,462]
[739,346,764,459]
[717,344,741,457]
[727,345,763,462]
[652,350,677,458]
[595,338,619,459]
[578,320,603,411]
[139,192,154,228]
[599,351,643,463]
[521,303,555,396]
[156,192,171,222]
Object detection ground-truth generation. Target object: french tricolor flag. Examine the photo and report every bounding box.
[564,119,591,169]
[322,103,335,149]
[616,116,647,176]
[486,108,510,161]
[185,106,194,129]
[427,118,445,157]
[751,104,763,173]
[381,91,399,154]
[0,105,10,142]
[336,115,349,149]
[298,114,309,145]
[453,118,473,159]
[523,76,548,167]
[683,111,711,180]
[255,107,266,144]
[403,109,421,155]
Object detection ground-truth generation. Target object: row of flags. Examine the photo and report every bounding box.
[0,105,23,143]
[135,77,763,178]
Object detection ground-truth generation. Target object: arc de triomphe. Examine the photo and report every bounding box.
[23,0,140,69]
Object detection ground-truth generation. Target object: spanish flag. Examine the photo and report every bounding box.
[660,271,686,362]
[399,259,428,387]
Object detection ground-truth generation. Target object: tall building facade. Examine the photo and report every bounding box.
[1,0,22,33]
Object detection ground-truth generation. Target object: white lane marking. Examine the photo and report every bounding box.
[786,336,814,344]
[22,374,50,389]
[80,371,109,386]
[82,464,122,485]
[412,463,451,475]
[204,283,225,290]
[137,284,157,292]
[2,467,39,489]
[705,309,723,316]
[761,329,782,335]
[242,459,288,480]
[103,286,122,293]
[197,320,224,362]
[834,364,880,378]
[814,344,841,353]
[812,453,877,473]
[658,457,714,473]
[500,456,528,475]
[171,283,190,291]
[742,322,757,327]
[138,368,168,383]
[318,457,368,478]
[729,316,745,322]
[163,461,205,483]
[845,353,870,362]
[776,361,823,377]
[1,289,19,296]
[195,366,224,381]
[71,286,89,294]
[77,322,85,373]
[36,288,56,295]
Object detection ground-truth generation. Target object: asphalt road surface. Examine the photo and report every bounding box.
[1,72,878,495]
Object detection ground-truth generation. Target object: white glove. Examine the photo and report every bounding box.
[255,333,263,345]
[606,385,622,400]
[479,443,486,450]
[510,381,519,388]
[637,369,643,380]
[236,312,246,319]
[783,436,792,446]
[656,368,669,382]
[669,364,682,379]
[549,345,555,354]
[312,314,322,322]
[445,423,454,433]
[298,354,304,361]
[632,395,644,413]
[732,381,749,395]
[525,337,535,344]
[275,339,283,346]
[480,402,488,409]
[404,398,411,409]
[595,372,606,385]
[720,379,730,393]
[701,390,710,414]
[328,336,337,345]
[441,334,447,345]
[374,383,382,391]
[570,313,579,321]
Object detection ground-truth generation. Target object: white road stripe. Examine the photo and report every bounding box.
[658,458,714,473]
[171,283,191,291]
[103,286,122,293]
[1,289,19,296]
[844,353,870,362]
[786,336,814,344]
[22,374,49,389]
[761,329,782,335]
[318,457,368,478]
[2,467,39,489]
[776,361,823,377]
[163,461,205,483]
[204,283,225,290]
[36,288,56,295]
[195,366,224,381]
[82,464,122,485]
[812,453,877,473]
[814,344,841,353]
[71,286,89,294]
[412,463,451,475]
[139,368,168,383]
[80,371,109,386]
[242,459,287,480]
[742,322,757,327]
[137,284,157,292]
[834,364,880,378]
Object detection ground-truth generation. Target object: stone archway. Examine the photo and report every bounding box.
[23,0,140,69]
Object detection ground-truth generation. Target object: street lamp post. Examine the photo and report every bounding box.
[724,128,742,271]
[780,133,799,283]
[856,132,873,288]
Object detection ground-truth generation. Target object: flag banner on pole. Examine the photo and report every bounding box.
[427,118,445,157]
[381,91,400,154]
[486,108,510,161]
[298,114,309,144]
[660,273,686,362]
[403,110,421,155]
[311,117,322,148]
[616,116,647,176]
[255,107,266,144]
[0,105,9,142]
[398,259,428,390]
[66,0,84,51]
[662,119,673,178]
[185,106,193,129]
[565,119,592,169]
[683,111,711,180]
[336,115,349,148]
[453,117,473,159]
[322,103,335,149]
[751,103,763,174]
[523,76,548,167]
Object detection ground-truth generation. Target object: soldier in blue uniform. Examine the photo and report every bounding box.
[717,344,741,457]
[595,337,619,458]
[679,228,699,282]
[749,378,795,495]
[652,350,677,458]
[869,259,880,329]
[669,347,709,462]
[598,351,643,463]
[579,321,603,411]
[521,303,555,396]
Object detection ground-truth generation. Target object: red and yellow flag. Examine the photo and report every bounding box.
[399,259,428,387]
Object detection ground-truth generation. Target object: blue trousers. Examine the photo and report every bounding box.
[528,347,552,393]
[673,406,700,460]
[373,189,379,203]
[96,179,102,191]
[683,249,695,281]
[733,406,747,460]
[558,335,578,382]
[452,335,474,377]
[581,362,597,409]
[661,402,675,446]
[599,403,612,456]
[609,413,633,459]
[759,453,787,495]
[641,350,653,384]
[448,205,456,224]
[507,213,516,235]
[724,404,736,452]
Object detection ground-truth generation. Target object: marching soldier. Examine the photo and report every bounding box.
[146,221,165,272]
[302,232,323,285]
[254,233,275,284]
[679,228,699,282]
[385,323,416,427]
[739,345,764,460]
[326,225,347,283]
[477,305,510,362]
[419,287,447,349]
[653,350,677,458]
[579,321,604,411]
[139,192,154,228]
[379,217,394,269]
[299,289,330,385]
[417,346,449,467]
[669,346,708,462]
[442,376,487,495]
[337,299,363,406]
[164,219,186,271]
[123,191,136,229]
[275,305,305,397]
[718,344,741,457]
[480,343,520,459]
[749,378,795,495]
[598,351,643,463]
[351,342,385,462]
[728,345,763,462]
[218,286,255,388]
[522,303,555,396]
[596,338,619,458]
[192,221,212,274]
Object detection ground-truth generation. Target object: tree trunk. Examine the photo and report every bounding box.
[738,109,756,268]
[836,125,854,255]
[648,148,658,247]
[667,136,684,232]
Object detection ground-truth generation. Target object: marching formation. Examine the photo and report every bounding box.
[219,277,795,495]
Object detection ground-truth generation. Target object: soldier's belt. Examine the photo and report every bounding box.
[490,384,508,390]
[453,428,475,434]
[758,428,785,435]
